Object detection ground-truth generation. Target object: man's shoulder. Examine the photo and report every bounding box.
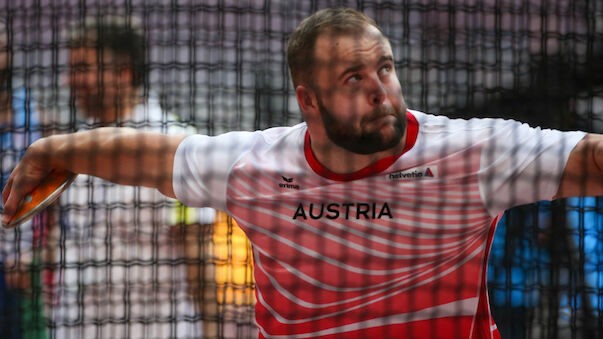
[256,122,307,143]
[180,122,306,155]
[410,109,518,136]
[214,123,307,158]
[129,97,195,133]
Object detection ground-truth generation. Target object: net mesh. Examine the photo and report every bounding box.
[0,1,601,338]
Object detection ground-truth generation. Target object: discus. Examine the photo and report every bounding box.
[2,170,77,228]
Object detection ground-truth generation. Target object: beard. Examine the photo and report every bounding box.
[318,98,406,155]
[72,88,116,122]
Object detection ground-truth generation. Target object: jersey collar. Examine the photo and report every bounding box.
[304,110,419,182]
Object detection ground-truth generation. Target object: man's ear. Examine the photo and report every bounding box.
[296,85,318,116]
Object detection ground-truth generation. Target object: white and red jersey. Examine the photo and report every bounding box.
[173,110,585,339]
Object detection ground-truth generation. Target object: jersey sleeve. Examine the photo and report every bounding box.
[478,119,586,216]
[172,131,259,211]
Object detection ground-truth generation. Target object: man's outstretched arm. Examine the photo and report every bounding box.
[556,133,603,198]
[2,127,188,224]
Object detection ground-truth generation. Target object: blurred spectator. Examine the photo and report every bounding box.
[51,17,204,338]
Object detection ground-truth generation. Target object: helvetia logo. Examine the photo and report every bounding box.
[279,176,300,190]
[387,166,438,180]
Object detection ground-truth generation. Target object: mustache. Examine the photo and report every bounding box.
[361,105,401,124]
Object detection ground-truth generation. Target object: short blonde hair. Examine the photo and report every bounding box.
[286,8,381,88]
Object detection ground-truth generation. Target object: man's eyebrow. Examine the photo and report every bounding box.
[338,55,395,81]
[338,63,364,81]
[379,55,394,64]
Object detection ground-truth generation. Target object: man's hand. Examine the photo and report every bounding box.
[2,138,53,225]
[556,133,603,198]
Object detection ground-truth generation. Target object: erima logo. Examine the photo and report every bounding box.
[387,166,438,180]
[279,176,300,190]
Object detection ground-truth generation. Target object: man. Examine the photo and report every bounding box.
[0,18,46,339]
[50,19,202,338]
[2,8,602,339]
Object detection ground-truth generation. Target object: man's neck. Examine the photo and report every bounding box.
[89,94,139,125]
[309,129,407,175]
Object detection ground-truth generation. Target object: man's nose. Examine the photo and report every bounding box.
[69,71,86,89]
[367,75,386,106]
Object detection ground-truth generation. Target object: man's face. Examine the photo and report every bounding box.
[311,25,407,154]
[69,46,129,119]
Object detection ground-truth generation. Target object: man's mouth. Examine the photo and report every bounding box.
[365,106,398,124]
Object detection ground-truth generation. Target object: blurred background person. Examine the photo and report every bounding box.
[50,17,205,338]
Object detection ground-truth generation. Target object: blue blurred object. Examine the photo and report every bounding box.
[566,197,603,314]
[488,202,554,339]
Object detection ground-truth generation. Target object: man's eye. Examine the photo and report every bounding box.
[380,64,392,74]
[347,74,361,83]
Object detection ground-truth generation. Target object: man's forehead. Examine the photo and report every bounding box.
[70,46,118,63]
[70,46,96,60]
[313,26,392,66]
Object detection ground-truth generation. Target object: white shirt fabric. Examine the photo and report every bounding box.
[172,110,586,338]
[53,96,206,339]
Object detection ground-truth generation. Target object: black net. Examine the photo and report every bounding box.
[0,1,601,339]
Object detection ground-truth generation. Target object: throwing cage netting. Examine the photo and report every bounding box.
[0,1,602,338]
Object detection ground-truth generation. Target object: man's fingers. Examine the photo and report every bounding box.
[1,177,24,226]
[2,176,13,204]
